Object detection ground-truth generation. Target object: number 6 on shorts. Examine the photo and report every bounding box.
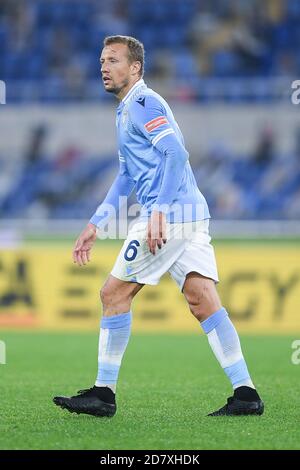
[124,240,140,261]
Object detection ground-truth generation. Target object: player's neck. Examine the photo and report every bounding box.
[116,77,141,102]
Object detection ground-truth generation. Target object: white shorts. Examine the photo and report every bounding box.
[111,219,219,291]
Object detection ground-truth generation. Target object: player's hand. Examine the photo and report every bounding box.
[73,223,97,266]
[147,210,167,255]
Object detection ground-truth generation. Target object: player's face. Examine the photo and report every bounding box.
[100,44,134,97]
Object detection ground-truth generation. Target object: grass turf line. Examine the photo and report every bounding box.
[0,332,299,450]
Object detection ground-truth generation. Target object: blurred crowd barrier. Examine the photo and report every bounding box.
[1,104,300,221]
[0,242,299,333]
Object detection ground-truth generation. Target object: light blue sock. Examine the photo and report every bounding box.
[201,307,255,390]
[95,311,132,393]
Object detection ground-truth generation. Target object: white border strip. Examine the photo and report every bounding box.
[152,128,175,146]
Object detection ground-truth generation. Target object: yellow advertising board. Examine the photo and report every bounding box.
[0,243,299,333]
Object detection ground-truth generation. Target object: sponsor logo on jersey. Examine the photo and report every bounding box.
[136,97,145,107]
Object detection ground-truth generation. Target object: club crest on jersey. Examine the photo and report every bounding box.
[144,116,168,132]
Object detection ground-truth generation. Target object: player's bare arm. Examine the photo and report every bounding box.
[73,223,97,266]
[147,210,167,255]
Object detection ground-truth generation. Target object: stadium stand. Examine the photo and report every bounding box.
[0,0,299,220]
[1,0,300,102]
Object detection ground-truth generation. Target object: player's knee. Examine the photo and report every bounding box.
[188,301,208,322]
[100,284,113,308]
[100,284,132,311]
[184,284,219,322]
[183,273,222,318]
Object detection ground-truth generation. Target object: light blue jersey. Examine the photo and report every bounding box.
[90,79,210,228]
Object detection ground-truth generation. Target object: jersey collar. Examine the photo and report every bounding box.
[121,79,146,106]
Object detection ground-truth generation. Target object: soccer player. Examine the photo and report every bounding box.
[53,36,264,417]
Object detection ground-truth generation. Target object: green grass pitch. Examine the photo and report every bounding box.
[0,332,299,450]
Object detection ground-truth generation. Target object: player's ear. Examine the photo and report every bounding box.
[130,61,141,77]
